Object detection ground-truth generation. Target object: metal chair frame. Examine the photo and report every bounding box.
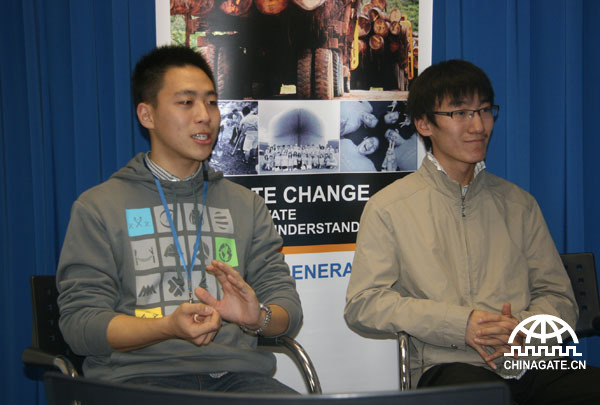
[22,275,322,394]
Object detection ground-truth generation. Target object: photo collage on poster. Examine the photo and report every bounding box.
[169,0,421,177]
[210,99,419,177]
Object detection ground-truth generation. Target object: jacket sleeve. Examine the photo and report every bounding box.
[56,200,120,357]
[243,193,303,337]
[516,198,578,328]
[344,198,472,349]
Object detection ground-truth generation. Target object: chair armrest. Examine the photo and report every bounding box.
[22,347,79,377]
[258,335,322,394]
[397,332,411,391]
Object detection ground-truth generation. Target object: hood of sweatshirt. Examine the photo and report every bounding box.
[111,152,224,197]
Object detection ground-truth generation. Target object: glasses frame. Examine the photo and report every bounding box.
[433,105,500,121]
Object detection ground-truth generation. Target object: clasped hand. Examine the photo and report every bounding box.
[170,260,262,346]
[465,302,524,369]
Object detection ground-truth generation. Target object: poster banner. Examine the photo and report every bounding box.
[156,0,431,393]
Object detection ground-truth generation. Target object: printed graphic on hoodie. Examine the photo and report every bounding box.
[127,203,232,317]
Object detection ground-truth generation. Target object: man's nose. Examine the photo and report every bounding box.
[468,110,485,132]
[195,102,210,122]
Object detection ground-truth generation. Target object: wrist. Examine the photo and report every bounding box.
[240,303,272,335]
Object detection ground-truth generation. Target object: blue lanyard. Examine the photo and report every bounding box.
[153,172,208,303]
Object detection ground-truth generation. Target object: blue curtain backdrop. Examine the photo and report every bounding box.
[433,0,600,365]
[0,0,599,403]
[0,1,155,404]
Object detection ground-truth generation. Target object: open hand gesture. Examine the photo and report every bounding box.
[195,260,262,328]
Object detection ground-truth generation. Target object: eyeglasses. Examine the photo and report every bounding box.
[433,105,500,122]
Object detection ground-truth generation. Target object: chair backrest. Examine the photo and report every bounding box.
[44,372,509,405]
[560,252,600,337]
[28,275,84,372]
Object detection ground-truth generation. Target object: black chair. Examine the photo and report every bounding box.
[397,252,600,390]
[560,252,600,337]
[22,275,83,377]
[22,275,322,393]
[44,371,510,405]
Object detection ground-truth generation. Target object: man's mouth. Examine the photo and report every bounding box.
[192,133,209,141]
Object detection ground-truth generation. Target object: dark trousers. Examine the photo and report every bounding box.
[418,362,600,405]
[125,372,298,395]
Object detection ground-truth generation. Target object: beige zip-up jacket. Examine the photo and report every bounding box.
[345,157,577,385]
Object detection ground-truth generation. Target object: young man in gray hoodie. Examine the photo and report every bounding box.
[57,45,302,393]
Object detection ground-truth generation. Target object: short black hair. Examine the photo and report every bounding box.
[407,60,494,150]
[131,45,215,107]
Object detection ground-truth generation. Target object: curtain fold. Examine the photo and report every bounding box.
[433,0,599,366]
[0,1,154,403]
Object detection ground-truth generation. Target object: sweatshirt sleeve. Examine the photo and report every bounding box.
[243,193,303,336]
[56,200,120,356]
[344,198,472,349]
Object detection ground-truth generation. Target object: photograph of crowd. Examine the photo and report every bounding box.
[258,101,339,174]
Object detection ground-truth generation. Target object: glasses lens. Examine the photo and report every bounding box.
[491,105,499,118]
[451,110,469,122]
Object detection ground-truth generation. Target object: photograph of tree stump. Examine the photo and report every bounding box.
[169,0,418,100]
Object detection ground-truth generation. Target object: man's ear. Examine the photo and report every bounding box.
[414,116,433,138]
[136,103,155,130]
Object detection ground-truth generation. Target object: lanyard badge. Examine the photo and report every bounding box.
[153,171,208,303]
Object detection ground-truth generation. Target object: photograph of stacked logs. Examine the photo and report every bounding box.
[170,0,415,99]
[352,0,415,91]
[170,0,362,100]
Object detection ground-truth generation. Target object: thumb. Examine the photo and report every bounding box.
[195,287,217,307]
[501,302,511,317]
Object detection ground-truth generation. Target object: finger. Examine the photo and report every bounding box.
[476,314,504,324]
[189,305,215,324]
[477,319,519,332]
[477,325,513,337]
[205,331,217,343]
[192,333,212,346]
[472,343,497,370]
[210,260,239,277]
[205,264,230,284]
[212,261,249,288]
[209,261,253,297]
[205,265,240,295]
[475,336,510,346]
[195,287,218,307]
[484,348,508,363]
[193,308,221,331]
[501,302,512,317]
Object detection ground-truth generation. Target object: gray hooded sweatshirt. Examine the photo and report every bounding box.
[57,153,302,381]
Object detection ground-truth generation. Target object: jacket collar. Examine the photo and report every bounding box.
[419,155,486,201]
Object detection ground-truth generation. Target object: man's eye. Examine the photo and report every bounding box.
[481,107,492,113]
[453,110,467,117]
[179,100,192,105]
[207,99,218,106]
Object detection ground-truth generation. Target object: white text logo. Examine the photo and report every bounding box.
[503,314,585,371]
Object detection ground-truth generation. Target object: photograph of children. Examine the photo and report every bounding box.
[209,101,259,176]
[339,100,418,173]
[258,100,339,174]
